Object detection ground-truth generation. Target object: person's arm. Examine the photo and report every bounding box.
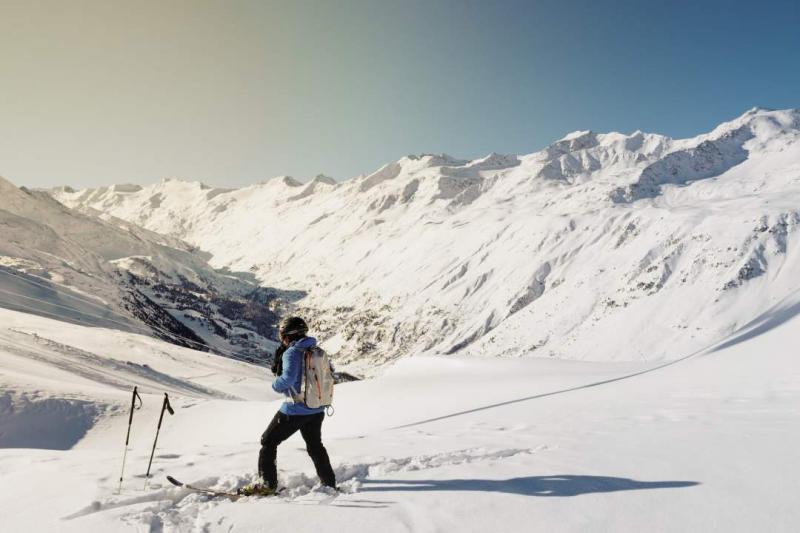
[270,344,286,376]
[272,346,301,394]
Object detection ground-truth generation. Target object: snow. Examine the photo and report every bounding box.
[0,292,798,531]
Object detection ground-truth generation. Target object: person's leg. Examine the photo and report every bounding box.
[299,412,336,488]
[258,411,302,488]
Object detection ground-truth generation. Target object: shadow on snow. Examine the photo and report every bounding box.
[360,475,699,497]
[710,294,800,353]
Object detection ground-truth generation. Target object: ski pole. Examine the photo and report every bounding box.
[117,386,143,494]
[144,393,174,489]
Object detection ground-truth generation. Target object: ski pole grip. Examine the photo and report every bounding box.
[134,386,143,409]
[164,393,174,415]
[128,386,141,425]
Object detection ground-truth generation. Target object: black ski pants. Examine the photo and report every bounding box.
[258,411,336,489]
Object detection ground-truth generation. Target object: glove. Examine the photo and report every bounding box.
[271,344,286,376]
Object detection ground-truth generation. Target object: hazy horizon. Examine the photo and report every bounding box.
[1,0,798,189]
[7,104,788,191]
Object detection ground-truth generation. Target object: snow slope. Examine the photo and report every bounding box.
[0,308,269,449]
[0,176,279,360]
[52,108,800,373]
[1,286,798,532]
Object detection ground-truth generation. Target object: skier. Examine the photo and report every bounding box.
[240,316,336,496]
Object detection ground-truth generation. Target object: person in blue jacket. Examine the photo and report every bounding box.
[240,316,336,496]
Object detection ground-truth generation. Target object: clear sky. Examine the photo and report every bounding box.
[1,0,798,188]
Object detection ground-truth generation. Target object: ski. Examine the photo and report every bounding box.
[166,475,287,499]
[166,475,242,499]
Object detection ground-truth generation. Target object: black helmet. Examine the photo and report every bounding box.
[279,316,308,337]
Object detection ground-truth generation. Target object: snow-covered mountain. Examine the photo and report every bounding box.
[52,108,800,374]
[0,176,280,360]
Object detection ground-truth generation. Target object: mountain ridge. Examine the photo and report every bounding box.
[49,108,800,374]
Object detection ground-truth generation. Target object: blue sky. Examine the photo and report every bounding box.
[0,0,798,187]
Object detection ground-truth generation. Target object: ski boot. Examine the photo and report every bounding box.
[237,482,278,497]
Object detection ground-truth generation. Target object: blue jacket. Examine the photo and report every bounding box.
[272,336,325,416]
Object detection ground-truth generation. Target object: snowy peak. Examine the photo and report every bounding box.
[358,162,403,193]
[529,128,671,186]
[704,107,800,145]
[551,129,600,152]
[247,175,304,192]
[398,153,470,169]
[458,152,521,172]
[312,174,337,185]
[110,183,144,193]
[612,108,800,203]
[279,175,303,187]
[289,174,339,201]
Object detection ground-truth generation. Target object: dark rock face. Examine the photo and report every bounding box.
[118,268,280,363]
